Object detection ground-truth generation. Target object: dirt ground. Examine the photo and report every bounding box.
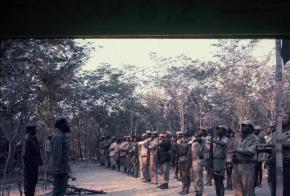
[7,161,271,196]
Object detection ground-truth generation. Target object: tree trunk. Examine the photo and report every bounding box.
[275,39,283,196]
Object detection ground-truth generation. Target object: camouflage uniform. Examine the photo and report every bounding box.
[204,135,213,186]
[225,136,234,190]
[232,133,258,196]
[149,136,159,184]
[119,139,129,173]
[176,136,191,194]
[109,140,117,170]
[129,140,139,177]
[189,136,206,196]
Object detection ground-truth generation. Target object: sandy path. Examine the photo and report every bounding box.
[7,161,271,196]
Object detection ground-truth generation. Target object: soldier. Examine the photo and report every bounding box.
[267,112,290,196]
[204,129,213,187]
[189,128,206,196]
[253,125,265,188]
[211,125,228,196]
[109,136,117,170]
[148,131,159,184]
[98,136,105,166]
[22,124,43,196]
[157,131,171,189]
[115,138,122,172]
[225,127,234,190]
[119,136,129,173]
[138,131,151,182]
[125,136,133,175]
[129,136,140,178]
[232,120,258,196]
[104,136,112,168]
[176,131,191,195]
[49,118,72,196]
[170,136,178,179]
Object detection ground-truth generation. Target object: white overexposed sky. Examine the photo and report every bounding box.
[80,39,275,71]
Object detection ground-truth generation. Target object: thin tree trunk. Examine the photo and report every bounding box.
[275,39,283,196]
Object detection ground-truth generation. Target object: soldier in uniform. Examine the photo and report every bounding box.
[157,131,171,189]
[232,120,258,196]
[211,125,229,196]
[98,136,105,166]
[267,112,290,196]
[176,131,191,195]
[189,128,206,196]
[119,136,129,174]
[138,131,151,182]
[253,125,265,188]
[104,136,112,168]
[125,136,133,175]
[170,136,179,180]
[204,129,213,186]
[129,136,140,178]
[225,127,234,190]
[115,138,122,172]
[49,118,72,196]
[109,136,117,170]
[148,131,159,184]
[22,124,43,196]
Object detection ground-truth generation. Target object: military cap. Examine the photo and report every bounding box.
[254,126,261,130]
[112,136,116,139]
[269,121,276,127]
[241,120,254,127]
[146,130,152,134]
[176,131,184,135]
[159,133,166,137]
[216,125,228,131]
[199,127,207,131]
[152,131,158,134]
[166,131,172,136]
[141,133,146,137]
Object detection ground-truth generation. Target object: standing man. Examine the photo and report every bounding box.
[98,136,105,166]
[119,136,129,174]
[204,129,213,186]
[176,131,191,195]
[148,131,159,184]
[225,128,234,190]
[138,131,151,182]
[22,124,43,196]
[232,120,258,196]
[109,136,117,170]
[189,129,206,196]
[254,126,265,188]
[49,118,72,196]
[157,131,171,189]
[211,125,228,196]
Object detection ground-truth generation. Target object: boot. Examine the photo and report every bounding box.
[159,183,168,189]
[195,191,202,196]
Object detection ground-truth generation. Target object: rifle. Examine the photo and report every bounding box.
[66,184,106,195]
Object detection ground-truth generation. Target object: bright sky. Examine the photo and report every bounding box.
[81,39,275,71]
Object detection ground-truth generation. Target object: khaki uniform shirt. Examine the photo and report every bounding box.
[233,133,258,163]
[189,136,206,161]
[138,138,151,157]
[213,137,228,175]
[149,137,159,156]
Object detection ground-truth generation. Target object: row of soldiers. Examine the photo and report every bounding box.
[97,112,290,196]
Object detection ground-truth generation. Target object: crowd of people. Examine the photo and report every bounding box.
[3,112,290,196]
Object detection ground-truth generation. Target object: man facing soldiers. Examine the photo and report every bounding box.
[157,131,171,189]
[211,125,228,196]
[109,136,117,170]
[253,125,265,188]
[176,131,191,195]
[49,118,72,196]
[138,131,151,182]
[22,123,43,196]
[189,128,206,196]
[231,120,258,196]
[225,127,234,190]
[148,131,159,184]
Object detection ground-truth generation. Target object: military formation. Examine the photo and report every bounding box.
[96,112,290,196]
[1,112,290,196]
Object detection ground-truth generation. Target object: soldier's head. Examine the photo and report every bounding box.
[176,131,184,139]
[55,118,70,133]
[141,133,146,140]
[216,125,227,137]
[269,121,276,133]
[123,136,127,141]
[145,131,152,138]
[152,131,158,139]
[254,126,261,136]
[165,131,172,138]
[241,120,254,136]
[26,124,37,136]
[112,136,116,142]
[117,138,122,143]
[282,112,290,129]
[197,127,207,137]
[126,136,131,142]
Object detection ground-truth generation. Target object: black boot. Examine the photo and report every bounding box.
[159,183,168,189]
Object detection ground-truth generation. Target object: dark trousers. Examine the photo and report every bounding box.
[24,166,38,196]
[270,160,290,196]
[213,174,225,196]
[226,162,233,189]
[53,173,68,196]
[254,161,263,187]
